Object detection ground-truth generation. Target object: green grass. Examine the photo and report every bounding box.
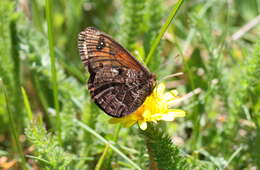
[2,85,27,169]
[0,0,259,169]
[45,0,62,145]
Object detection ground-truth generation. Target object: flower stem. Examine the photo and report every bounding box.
[141,124,159,170]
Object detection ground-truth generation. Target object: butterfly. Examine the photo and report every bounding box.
[78,27,156,117]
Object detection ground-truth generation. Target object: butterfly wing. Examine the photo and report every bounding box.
[78,27,155,117]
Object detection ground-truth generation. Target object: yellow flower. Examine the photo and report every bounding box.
[109,83,185,130]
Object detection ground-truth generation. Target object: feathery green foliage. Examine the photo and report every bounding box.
[0,0,22,130]
[0,2,26,168]
[142,124,188,170]
[25,120,74,169]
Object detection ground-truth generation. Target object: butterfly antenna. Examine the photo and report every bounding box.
[153,72,183,99]
[158,72,184,83]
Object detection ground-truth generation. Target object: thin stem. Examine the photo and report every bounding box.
[94,144,110,170]
[224,146,243,169]
[96,124,121,169]
[75,119,141,170]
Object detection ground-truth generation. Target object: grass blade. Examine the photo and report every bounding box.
[21,87,33,121]
[45,0,61,144]
[1,84,27,169]
[94,144,110,170]
[224,146,243,169]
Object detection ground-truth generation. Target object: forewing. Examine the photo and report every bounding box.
[78,27,149,73]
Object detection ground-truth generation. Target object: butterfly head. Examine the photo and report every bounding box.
[149,73,157,90]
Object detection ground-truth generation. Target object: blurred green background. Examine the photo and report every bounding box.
[0,0,259,169]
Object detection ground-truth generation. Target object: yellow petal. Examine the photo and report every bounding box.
[163,92,176,101]
[138,120,147,130]
[161,114,175,121]
[143,110,151,118]
[170,90,178,96]
[151,113,163,120]
[168,109,186,117]
[152,119,158,123]
[155,83,165,97]
[163,90,178,102]
[167,96,181,105]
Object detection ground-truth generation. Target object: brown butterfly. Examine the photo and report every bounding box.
[78,27,156,117]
